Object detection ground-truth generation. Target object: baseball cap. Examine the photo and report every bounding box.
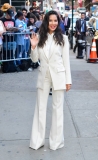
[6,8,14,17]
[1,3,12,11]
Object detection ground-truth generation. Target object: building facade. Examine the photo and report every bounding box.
[0,0,44,11]
[0,0,95,11]
[0,0,25,10]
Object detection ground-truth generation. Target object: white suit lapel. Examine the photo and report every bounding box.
[42,39,55,60]
[43,33,55,60]
[48,39,55,59]
[42,44,48,61]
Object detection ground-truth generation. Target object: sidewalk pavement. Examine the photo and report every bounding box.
[0,50,98,160]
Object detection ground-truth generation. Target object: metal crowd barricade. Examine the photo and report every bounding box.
[0,31,32,63]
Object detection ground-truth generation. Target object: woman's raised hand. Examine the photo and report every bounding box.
[30,33,39,49]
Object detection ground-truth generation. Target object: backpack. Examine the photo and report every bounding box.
[32,61,39,69]
[18,59,31,71]
[19,60,39,71]
[1,61,17,73]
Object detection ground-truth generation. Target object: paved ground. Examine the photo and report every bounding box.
[0,50,98,160]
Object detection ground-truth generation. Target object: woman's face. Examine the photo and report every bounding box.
[29,18,34,24]
[48,14,58,34]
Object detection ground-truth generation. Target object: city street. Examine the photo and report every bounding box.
[0,50,98,160]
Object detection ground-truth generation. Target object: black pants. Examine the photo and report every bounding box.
[73,32,86,52]
[65,27,69,35]
[77,32,86,41]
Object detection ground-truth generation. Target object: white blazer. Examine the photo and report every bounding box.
[30,35,72,90]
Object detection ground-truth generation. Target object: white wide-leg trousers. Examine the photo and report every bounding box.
[30,70,65,150]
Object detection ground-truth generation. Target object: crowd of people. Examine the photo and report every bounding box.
[0,3,71,73]
[0,3,96,73]
[0,3,45,72]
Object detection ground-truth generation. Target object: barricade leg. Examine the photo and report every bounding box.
[15,45,24,65]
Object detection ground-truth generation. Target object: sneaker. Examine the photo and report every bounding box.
[28,67,33,71]
[38,61,40,66]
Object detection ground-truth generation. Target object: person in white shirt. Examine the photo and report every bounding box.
[86,8,89,17]
[29,10,72,150]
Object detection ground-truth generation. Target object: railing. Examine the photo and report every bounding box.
[0,31,31,63]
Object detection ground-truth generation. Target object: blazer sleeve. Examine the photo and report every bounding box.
[30,46,39,63]
[62,35,72,84]
[85,21,87,32]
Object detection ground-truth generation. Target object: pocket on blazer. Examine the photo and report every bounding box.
[57,67,65,72]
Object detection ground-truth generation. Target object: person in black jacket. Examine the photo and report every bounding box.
[73,13,87,53]
[76,13,87,40]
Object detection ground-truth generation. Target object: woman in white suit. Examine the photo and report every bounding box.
[30,10,72,150]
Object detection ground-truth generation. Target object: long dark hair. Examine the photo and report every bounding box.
[27,13,36,26]
[38,10,64,48]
